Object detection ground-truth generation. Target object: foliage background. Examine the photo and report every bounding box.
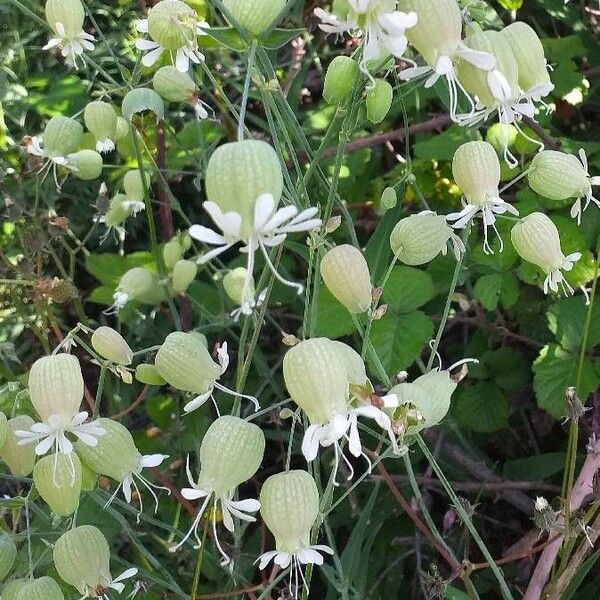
[1,0,600,598]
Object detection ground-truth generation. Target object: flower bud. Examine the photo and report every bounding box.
[163,238,184,270]
[66,149,103,180]
[0,411,8,449]
[205,140,284,238]
[91,326,133,365]
[84,101,118,153]
[320,245,372,314]
[53,526,111,596]
[223,267,256,306]
[155,332,221,395]
[222,0,285,35]
[381,186,397,210]
[0,536,17,582]
[16,577,64,600]
[197,416,265,497]
[260,470,319,554]
[3,579,27,600]
[33,452,82,517]
[486,123,518,154]
[153,66,197,102]
[123,169,145,201]
[0,416,37,476]
[135,363,167,386]
[390,212,464,265]
[28,354,83,421]
[323,56,359,105]
[500,22,553,99]
[283,338,348,424]
[366,79,393,124]
[45,0,85,39]
[452,141,500,205]
[528,150,591,201]
[75,418,140,482]
[172,259,197,293]
[398,0,462,67]
[147,0,198,50]
[42,116,84,158]
[332,341,368,386]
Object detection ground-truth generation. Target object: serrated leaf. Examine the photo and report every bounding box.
[474,272,519,311]
[547,296,600,352]
[533,344,600,418]
[369,310,433,374]
[482,347,530,392]
[315,285,357,339]
[382,266,435,312]
[454,382,510,432]
[414,125,478,161]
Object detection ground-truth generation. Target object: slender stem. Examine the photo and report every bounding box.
[190,522,209,600]
[426,228,469,371]
[238,39,258,142]
[561,244,600,557]
[94,364,108,418]
[417,435,514,599]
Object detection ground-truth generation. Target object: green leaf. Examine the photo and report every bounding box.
[414,125,478,161]
[547,296,600,352]
[85,252,155,287]
[262,28,305,50]
[382,266,435,312]
[497,0,523,10]
[121,88,165,122]
[369,310,433,374]
[503,452,567,481]
[560,549,600,600]
[474,272,519,311]
[202,27,245,51]
[364,189,404,282]
[533,344,600,418]
[483,347,530,392]
[315,285,357,339]
[454,382,510,432]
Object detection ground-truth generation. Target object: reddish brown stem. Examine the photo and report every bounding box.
[109,385,149,419]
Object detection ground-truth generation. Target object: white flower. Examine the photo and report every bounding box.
[105,453,171,518]
[543,252,581,296]
[570,149,600,224]
[446,191,519,254]
[83,567,139,599]
[15,411,105,456]
[43,21,96,69]
[171,457,260,565]
[182,342,260,414]
[189,193,321,295]
[26,136,71,189]
[457,69,541,167]
[400,47,495,122]
[256,544,334,599]
[301,405,398,482]
[230,288,268,322]
[315,0,417,72]
[135,18,208,73]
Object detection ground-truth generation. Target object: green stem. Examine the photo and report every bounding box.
[417,435,514,599]
[238,39,258,141]
[426,228,469,371]
[190,523,209,600]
